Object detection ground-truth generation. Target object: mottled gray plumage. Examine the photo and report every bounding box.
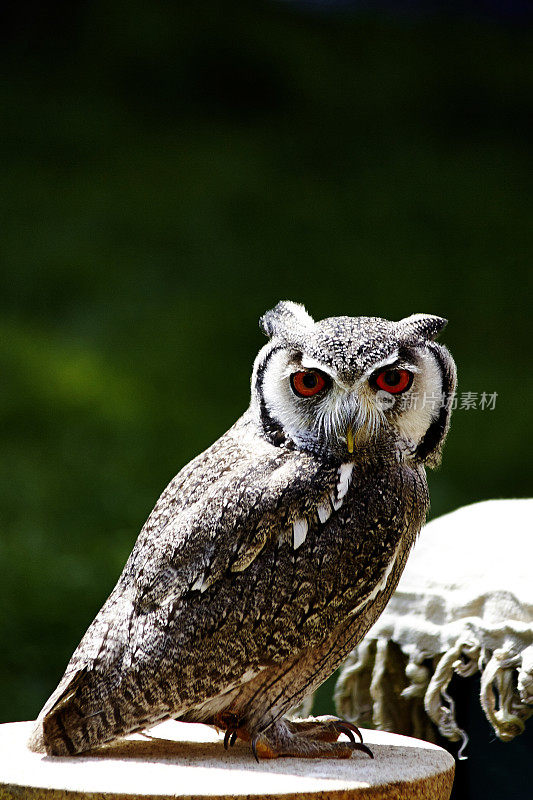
[29,301,456,759]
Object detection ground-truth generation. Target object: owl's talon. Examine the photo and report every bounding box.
[223,724,239,749]
[251,736,260,763]
[353,742,374,759]
[223,729,233,750]
[334,723,356,746]
[332,719,364,745]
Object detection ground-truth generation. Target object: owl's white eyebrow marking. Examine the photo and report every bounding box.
[362,351,400,377]
[298,356,337,379]
[292,517,308,549]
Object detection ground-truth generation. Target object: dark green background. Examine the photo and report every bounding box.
[1,2,531,797]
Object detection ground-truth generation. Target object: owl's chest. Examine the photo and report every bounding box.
[222,458,429,667]
[298,458,428,600]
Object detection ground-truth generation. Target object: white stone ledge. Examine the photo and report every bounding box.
[0,719,455,800]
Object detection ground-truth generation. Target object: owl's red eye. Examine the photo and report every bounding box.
[374,368,413,394]
[290,370,327,398]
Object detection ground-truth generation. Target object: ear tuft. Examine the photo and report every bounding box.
[397,313,448,341]
[259,301,315,339]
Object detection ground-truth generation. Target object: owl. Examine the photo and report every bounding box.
[29,301,456,760]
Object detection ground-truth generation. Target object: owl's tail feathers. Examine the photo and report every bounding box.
[28,667,138,756]
[28,668,95,755]
[28,666,174,756]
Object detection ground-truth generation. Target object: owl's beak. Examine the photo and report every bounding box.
[346,426,355,454]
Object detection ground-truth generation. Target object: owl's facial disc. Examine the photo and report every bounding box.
[253,343,446,460]
[255,349,391,457]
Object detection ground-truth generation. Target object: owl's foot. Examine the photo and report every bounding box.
[214,712,372,761]
[286,715,367,744]
[252,716,373,761]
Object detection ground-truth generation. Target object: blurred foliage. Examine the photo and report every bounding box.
[0,0,531,733]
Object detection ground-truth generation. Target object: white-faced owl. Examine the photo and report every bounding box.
[29,302,456,760]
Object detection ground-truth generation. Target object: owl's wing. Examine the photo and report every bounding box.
[60,420,338,678]
[127,428,339,612]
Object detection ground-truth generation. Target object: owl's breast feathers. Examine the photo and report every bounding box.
[31,411,428,754]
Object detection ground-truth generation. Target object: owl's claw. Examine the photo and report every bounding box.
[333,720,373,757]
[353,741,374,759]
[327,718,373,758]
[331,719,365,746]
[223,729,237,750]
[334,722,356,746]
[251,736,260,763]
[216,712,244,751]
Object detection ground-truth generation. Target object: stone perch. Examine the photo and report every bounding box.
[0,719,454,800]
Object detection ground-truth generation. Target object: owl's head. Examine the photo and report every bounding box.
[251,301,457,466]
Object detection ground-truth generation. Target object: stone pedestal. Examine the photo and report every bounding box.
[0,720,454,800]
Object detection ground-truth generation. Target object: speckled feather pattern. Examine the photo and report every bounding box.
[29,302,455,757]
